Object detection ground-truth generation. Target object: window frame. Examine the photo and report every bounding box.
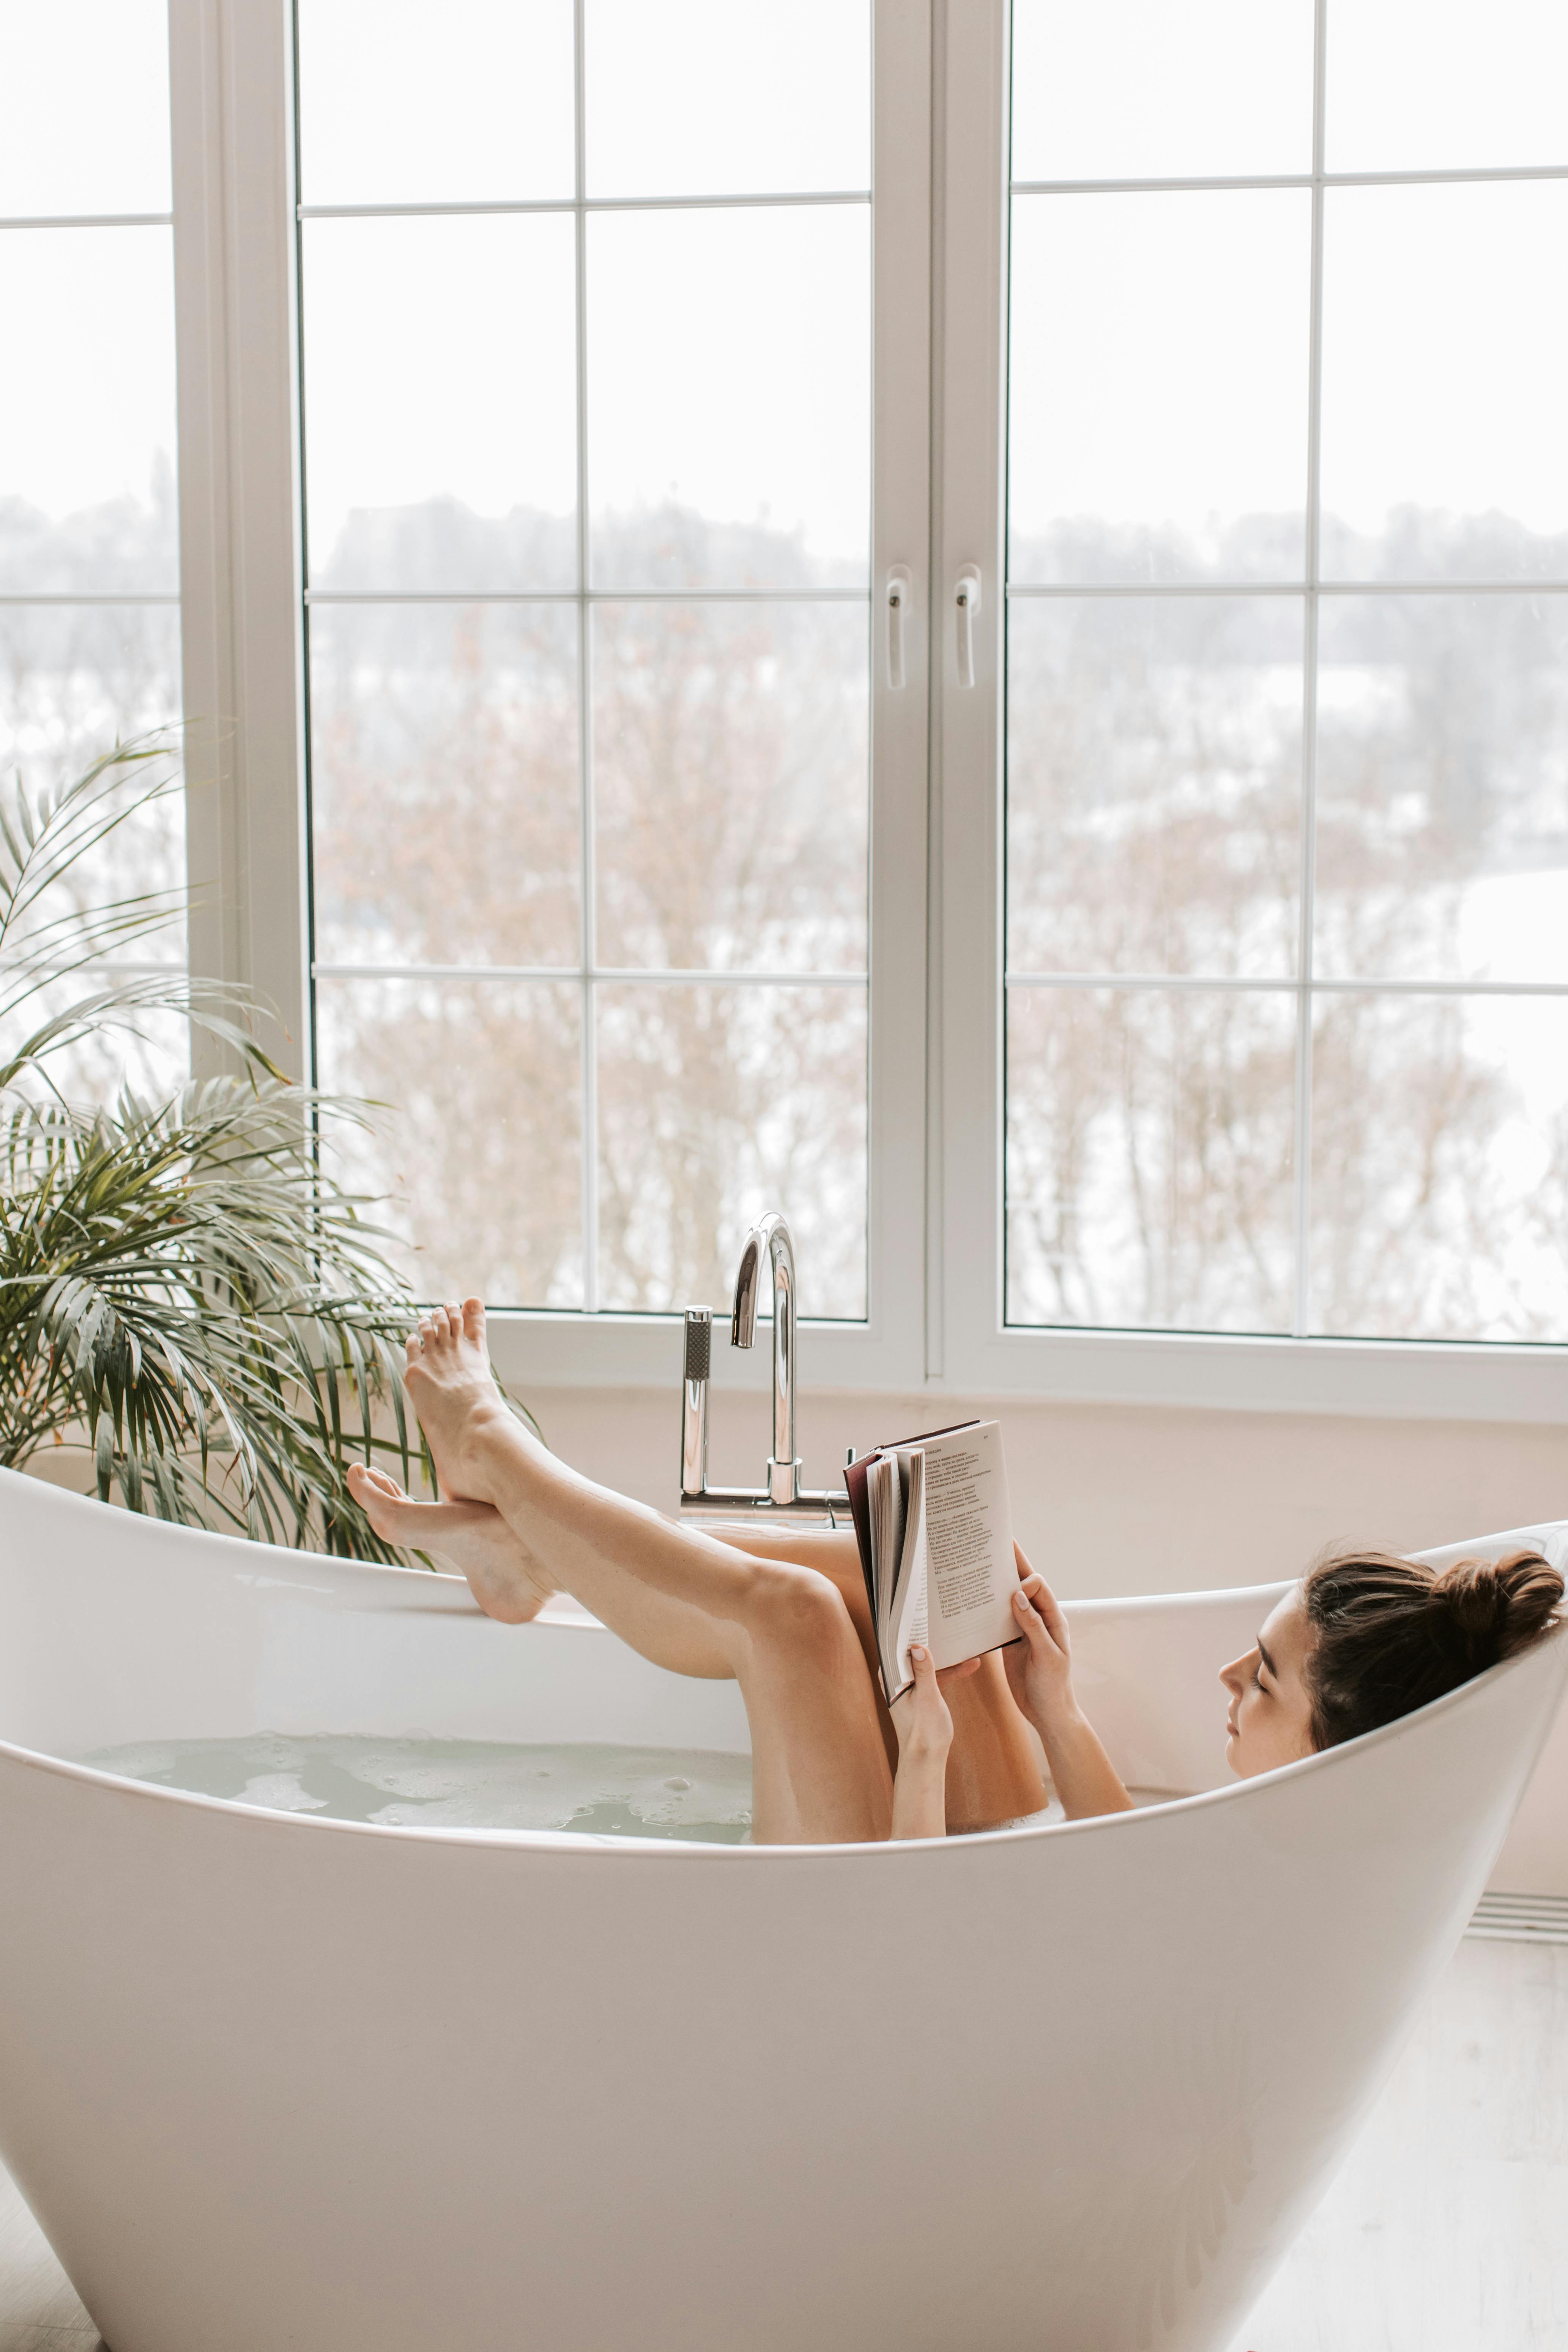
[163,0,1568,1422]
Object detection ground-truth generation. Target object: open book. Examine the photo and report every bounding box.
[844,1421,1021,1703]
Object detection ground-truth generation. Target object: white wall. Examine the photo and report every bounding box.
[531,1380,1568,1600]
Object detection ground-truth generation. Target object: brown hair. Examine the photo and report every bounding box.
[1301,1546,1563,1750]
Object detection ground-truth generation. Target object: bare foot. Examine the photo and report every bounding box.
[401,1298,515,1503]
[347,1462,555,1624]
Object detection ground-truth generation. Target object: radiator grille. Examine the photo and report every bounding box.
[1466,1892,1568,1946]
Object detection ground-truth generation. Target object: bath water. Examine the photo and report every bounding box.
[75,1732,755,1843]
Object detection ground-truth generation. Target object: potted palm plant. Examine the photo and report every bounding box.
[0,738,438,1556]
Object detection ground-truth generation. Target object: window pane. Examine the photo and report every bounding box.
[0,603,182,800]
[309,603,580,972]
[593,601,867,973]
[0,617,186,1104]
[585,0,869,199]
[588,207,869,589]
[1315,595,1568,984]
[1310,993,1568,1341]
[1327,0,1568,175]
[0,0,171,216]
[1012,0,1313,183]
[1009,192,1310,584]
[301,217,577,590]
[1007,597,1302,978]
[0,229,178,594]
[297,0,575,206]
[1319,183,1568,581]
[596,983,866,1316]
[315,978,584,1307]
[1006,986,1296,1330]
[0,607,185,977]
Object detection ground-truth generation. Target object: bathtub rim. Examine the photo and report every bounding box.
[3,1613,1560,1862]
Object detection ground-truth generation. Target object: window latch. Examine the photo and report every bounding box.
[955,566,982,688]
[886,566,912,690]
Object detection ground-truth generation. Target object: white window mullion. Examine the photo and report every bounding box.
[168,0,309,1081]
[933,0,1010,1391]
[572,0,600,1314]
[859,0,936,1391]
[1291,0,1331,1338]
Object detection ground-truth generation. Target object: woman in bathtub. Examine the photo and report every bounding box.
[348,1299,1563,1845]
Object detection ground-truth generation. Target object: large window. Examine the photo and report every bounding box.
[1002,0,1568,1350]
[0,0,184,1096]
[7,0,1565,1415]
[295,0,878,1321]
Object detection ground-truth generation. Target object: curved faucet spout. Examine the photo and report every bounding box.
[730,1212,800,1506]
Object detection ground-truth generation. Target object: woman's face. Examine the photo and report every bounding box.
[1220,1587,1318,1777]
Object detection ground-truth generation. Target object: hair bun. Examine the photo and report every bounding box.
[1431,1549,1564,1666]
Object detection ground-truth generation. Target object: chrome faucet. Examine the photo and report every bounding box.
[678,1211,849,1523]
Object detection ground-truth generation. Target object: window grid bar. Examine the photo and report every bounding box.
[1005,973,1568,998]
[1005,579,1568,599]
[302,586,870,605]
[296,190,870,222]
[1293,0,1330,1339]
[0,592,183,606]
[315,964,870,986]
[572,0,599,1314]
[0,212,174,230]
[1010,161,1568,198]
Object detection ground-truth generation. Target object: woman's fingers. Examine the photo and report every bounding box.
[1012,1574,1068,1660]
[1011,1587,1049,1650]
[1031,1577,1071,1650]
[936,1655,982,1687]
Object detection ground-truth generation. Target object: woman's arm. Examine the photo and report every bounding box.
[887,1645,960,1839]
[1004,1555,1135,1821]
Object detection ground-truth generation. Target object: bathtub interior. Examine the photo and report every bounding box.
[0,1471,1563,1879]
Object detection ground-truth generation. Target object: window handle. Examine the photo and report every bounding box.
[885,566,911,690]
[955,566,982,688]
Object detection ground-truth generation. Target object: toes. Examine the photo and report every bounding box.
[462,1296,487,1347]
[404,1333,422,1368]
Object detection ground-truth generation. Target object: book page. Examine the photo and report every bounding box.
[886,1451,929,1698]
[915,1422,1019,1671]
[865,1454,909,1698]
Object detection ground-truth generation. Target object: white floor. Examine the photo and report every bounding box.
[1,1936,1563,2352]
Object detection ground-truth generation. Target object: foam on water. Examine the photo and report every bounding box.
[74,1733,755,1843]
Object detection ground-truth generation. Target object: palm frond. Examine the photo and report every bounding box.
[0,744,534,1557]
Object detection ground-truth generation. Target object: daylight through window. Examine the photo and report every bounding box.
[1004,0,1568,1345]
[296,0,873,1319]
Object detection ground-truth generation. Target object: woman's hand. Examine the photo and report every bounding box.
[1003,1549,1135,1820]
[888,1644,964,1840]
[1003,1546,1076,1739]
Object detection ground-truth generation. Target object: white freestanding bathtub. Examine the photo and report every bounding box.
[0,1467,1563,2352]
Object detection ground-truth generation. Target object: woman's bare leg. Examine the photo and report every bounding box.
[347,1462,733,1676]
[355,1409,1048,1829]
[722,1526,1048,1825]
[399,1301,893,1844]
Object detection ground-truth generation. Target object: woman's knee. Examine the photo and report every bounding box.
[746,1562,858,1667]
